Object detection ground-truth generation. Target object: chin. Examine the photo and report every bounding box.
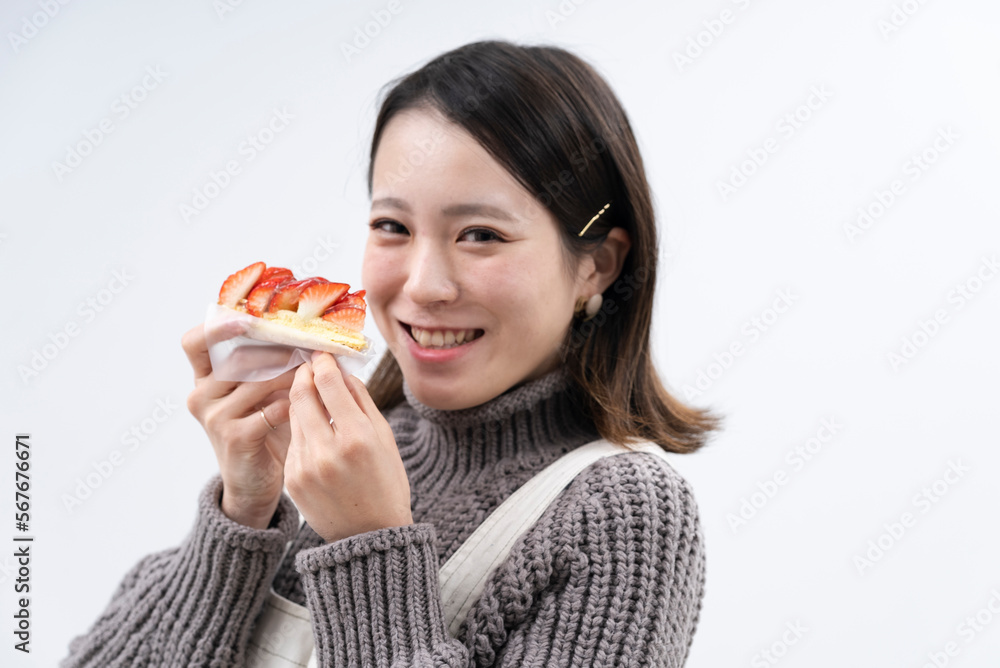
[407,379,478,411]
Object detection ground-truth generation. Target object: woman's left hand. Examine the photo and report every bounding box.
[284,350,413,543]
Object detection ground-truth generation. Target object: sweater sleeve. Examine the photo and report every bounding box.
[60,473,301,668]
[293,451,706,667]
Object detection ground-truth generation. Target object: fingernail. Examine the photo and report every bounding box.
[311,350,323,362]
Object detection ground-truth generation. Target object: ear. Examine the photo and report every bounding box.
[578,227,632,295]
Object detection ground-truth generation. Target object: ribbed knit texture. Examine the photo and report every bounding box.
[61,366,706,667]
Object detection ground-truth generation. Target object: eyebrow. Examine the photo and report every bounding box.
[371,196,518,223]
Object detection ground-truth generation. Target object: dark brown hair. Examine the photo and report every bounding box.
[363,40,723,453]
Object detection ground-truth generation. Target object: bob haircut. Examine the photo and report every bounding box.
[363,39,723,454]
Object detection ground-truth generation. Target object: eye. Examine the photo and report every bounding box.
[459,227,503,243]
[369,219,408,235]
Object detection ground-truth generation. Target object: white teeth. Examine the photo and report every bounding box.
[410,326,480,349]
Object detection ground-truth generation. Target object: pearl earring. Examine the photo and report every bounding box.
[583,293,603,321]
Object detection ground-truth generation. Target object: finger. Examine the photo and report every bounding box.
[193,367,295,424]
[193,373,240,399]
[285,401,305,482]
[309,353,359,425]
[344,375,394,446]
[213,406,277,452]
[190,318,251,381]
[259,394,291,430]
[288,363,335,449]
[261,387,290,405]
[204,315,248,346]
[181,323,214,380]
[288,400,305,443]
[220,368,298,416]
[247,405,278,440]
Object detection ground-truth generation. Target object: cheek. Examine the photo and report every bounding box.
[483,255,569,326]
[470,257,529,306]
[502,249,571,296]
[361,245,396,312]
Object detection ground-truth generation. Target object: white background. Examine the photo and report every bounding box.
[2,0,999,666]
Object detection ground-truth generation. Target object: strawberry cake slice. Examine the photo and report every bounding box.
[216,261,369,355]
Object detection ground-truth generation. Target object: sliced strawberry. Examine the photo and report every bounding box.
[260,266,294,283]
[322,306,365,332]
[245,278,292,316]
[297,282,349,319]
[267,277,325,313]
[331,289,366,312]
[325,301,365,316]
[218,262,266,307]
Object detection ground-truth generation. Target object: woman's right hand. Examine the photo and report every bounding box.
[182,322,296,529]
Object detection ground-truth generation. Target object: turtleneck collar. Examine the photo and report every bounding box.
[393,366,601,494]
[402,365,572,427]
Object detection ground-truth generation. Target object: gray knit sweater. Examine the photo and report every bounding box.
[61,366,706,667]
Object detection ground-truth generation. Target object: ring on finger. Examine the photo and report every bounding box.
[259,408,277,431]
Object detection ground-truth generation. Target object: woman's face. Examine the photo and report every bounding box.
[362,107,590,411]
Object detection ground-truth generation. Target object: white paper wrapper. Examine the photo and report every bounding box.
[204,302,377,382]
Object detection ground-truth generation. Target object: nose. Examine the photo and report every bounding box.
[403,240,459,307]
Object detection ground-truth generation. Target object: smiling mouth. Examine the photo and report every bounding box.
[404,322,485,349]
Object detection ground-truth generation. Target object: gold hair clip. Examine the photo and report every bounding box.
[578,201,611,237]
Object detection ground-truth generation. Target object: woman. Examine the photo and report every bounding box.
[62,40,723,667]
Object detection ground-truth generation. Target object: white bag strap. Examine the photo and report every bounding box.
[438,437,681,638]
[245,587,317,668]
[246,525,318,668]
